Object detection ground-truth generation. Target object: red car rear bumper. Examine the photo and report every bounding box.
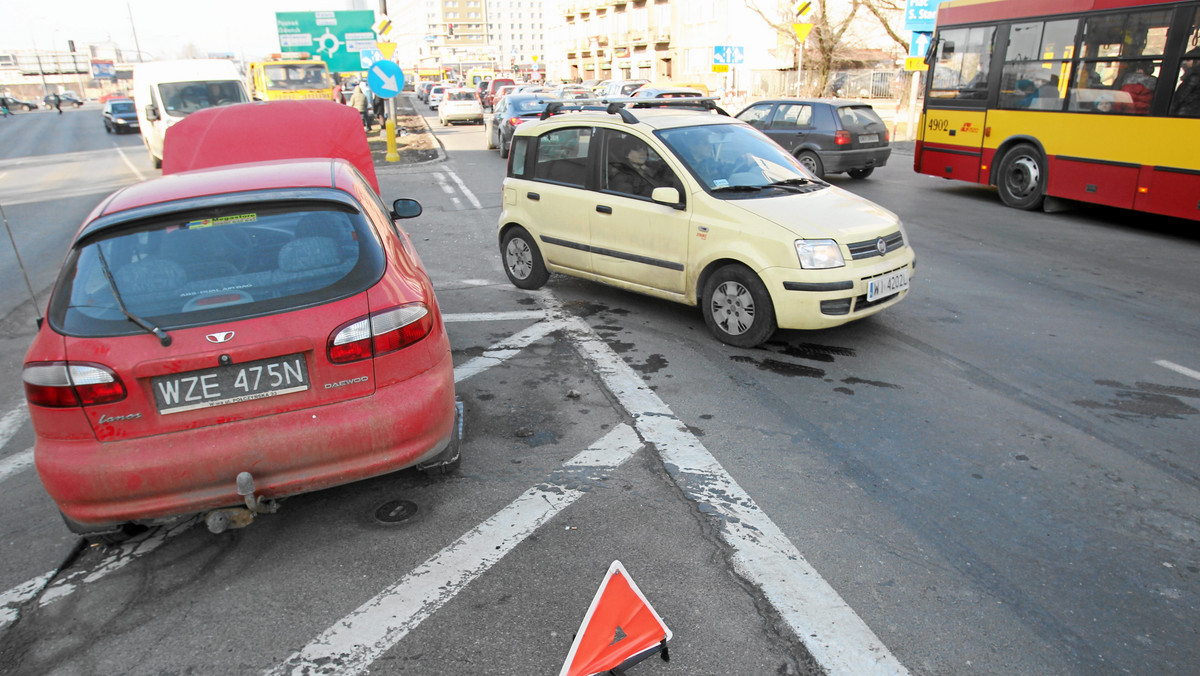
[36,349,457,531]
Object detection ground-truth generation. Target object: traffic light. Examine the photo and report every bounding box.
[447,23,454,37]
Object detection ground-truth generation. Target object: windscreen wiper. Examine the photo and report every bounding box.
[710,184,764,193]
[768,177,825,187]
[95,247,172,347]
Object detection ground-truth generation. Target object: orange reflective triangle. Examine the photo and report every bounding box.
[559,561,672,676]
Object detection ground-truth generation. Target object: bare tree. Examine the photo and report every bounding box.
[744,0,909,95]
[860,0,909,54]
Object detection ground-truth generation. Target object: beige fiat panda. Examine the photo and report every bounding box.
[497,99,914,347]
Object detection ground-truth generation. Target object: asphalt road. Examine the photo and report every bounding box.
[0,98,1196,675]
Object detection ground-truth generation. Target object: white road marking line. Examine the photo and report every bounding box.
[443,310,546,322]
[0,573,52,629]
[0,518,196,631]
[435,173,454,194]
[1155,360,1200,382]
[453,318,568,383]
[269,424,643,676]
[38,518,195,607]
[545,296,908,675]
[443,168,483,210]
[0,403,29,450]
[0,448,33,484]
[113,143,147,181]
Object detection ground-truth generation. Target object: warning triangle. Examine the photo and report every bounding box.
[559,561,672,676]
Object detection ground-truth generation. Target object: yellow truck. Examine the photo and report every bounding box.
[247,54,335,101]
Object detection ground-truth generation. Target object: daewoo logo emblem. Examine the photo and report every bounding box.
[206,331,235,344]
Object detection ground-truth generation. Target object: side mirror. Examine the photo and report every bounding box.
[650,187,683,209]
[391,198,422,219]
[145,104,159,122]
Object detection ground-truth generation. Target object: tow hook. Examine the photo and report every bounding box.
[204,472,280,534]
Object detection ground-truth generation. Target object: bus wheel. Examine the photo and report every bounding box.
[997,143,1045,210]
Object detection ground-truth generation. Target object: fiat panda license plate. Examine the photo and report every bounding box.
[867,268,908,302]
[152,354,309,414]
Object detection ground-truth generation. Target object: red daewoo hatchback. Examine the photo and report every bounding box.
[22,100,460,539]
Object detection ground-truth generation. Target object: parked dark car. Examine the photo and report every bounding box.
[734,99,890,179]
[102,98,139,133]
[44,92,84,108]
[2,95,39,111]
[485,93,550,158]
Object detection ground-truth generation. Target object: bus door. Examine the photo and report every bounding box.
[916,25,996,185]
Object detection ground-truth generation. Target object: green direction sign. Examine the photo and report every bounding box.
[276,10,377,73]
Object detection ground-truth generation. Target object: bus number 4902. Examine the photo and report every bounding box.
[927,118,950,132]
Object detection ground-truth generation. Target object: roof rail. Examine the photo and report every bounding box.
[537,96,729,123]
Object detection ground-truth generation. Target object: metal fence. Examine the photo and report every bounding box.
[746,69,903,99]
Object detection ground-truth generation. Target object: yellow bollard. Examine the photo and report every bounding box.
[385,116,400,163]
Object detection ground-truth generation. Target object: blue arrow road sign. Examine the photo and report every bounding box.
[910,32,932,58]
[368,60,404,98]
[713,46,745,66]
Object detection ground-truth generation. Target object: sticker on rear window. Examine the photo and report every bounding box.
[183,213,258,229]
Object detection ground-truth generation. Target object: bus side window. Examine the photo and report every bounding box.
[1169,8,1200,118]
[999,19,1077,111]
[1069,8,1173,114]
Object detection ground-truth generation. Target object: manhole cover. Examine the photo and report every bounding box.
[374,500,419,525]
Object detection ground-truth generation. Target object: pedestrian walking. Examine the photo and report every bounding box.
[372,93,387,129]
[52,94,62,115]
[1,99,11,118]
[349,81,374,131]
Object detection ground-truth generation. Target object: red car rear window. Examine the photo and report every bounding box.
[50,202,385,337]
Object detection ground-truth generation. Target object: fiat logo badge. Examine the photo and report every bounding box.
[206,331,235,344]
[876,237,888,256]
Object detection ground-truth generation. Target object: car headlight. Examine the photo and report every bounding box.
[795,239,845,269]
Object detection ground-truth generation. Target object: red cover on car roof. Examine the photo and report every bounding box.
[161,99,379,193]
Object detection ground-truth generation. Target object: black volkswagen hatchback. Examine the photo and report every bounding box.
[735,99,891,179]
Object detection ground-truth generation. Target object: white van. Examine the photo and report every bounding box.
[133,60,250,168]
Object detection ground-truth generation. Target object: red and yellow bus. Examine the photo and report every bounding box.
[915,0,1200,220]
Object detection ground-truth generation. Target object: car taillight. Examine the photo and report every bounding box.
[327,303,433,364]
[835,130,852,145]
[510,117,528,127]
[23,362,127,408]
[882,129,890,142]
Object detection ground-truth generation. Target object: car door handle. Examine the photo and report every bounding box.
[527,192,540,201]
[596,205,612,214]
